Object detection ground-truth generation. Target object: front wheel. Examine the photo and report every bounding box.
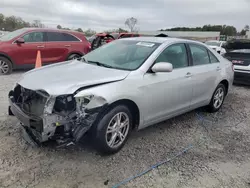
[0,57,13,75]
[67,54,82,61]
[207,84,226,113]
[93,105,132,155]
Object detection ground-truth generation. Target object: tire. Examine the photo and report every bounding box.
[93,105,132,155]
[8,106,14,116]
[67,54,82,61]
[207,83,226,113]
[0,56,13,75]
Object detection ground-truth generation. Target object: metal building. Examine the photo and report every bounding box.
[139,31,220,42]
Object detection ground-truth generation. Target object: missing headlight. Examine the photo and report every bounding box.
[54,95,76,114]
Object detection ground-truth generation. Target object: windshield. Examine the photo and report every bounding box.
[205,41,220,47]
[0,28,27,41]
[83,40,160,71]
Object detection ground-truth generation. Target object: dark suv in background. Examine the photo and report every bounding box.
[0,28,90,74]
[223,39,250,85]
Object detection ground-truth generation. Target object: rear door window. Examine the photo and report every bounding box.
[22,32,45,42]
[189,44,210,66]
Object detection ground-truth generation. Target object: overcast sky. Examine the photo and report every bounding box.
[1,0,250,31]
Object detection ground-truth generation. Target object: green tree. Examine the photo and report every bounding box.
[84,28,96,36]
[244,25,249,31]
[240,29,246,35]
[57,25,62,29]
[0,13,4,29]
[117,28,128,33]
[31,20,45,28]
[160,24,237,36]
[75,28,83,32]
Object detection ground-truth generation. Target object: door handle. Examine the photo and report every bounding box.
[185,72,192,78]
[64,45,71,47]
[37,45,45,48]
[216,67,221,71]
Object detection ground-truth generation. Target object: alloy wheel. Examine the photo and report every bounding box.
[105,112,130,148]
[0,60,9,74]
[213,87,224,109]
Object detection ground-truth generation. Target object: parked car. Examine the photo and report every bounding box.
[0,28,90,75]
[222,39,250,85]
[205,40,226,54]
[89,32,140,50]
[8,37,234,154]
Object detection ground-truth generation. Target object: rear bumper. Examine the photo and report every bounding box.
[233,70,250,85]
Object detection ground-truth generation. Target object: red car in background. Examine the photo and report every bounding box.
[0,28,90,74]
[88,32,140,50]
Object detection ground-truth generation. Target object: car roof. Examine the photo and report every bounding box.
[121,37,203,45]
[20,27,83,35]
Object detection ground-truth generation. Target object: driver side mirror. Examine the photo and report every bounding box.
[151,62,173,73]
[15,38,25,44]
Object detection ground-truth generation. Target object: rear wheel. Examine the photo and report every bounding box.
[67,54,82,61]
[0,56,13,75]
[207,84,226,112]
[93,105,132,155]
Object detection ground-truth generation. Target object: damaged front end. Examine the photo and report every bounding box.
[8,84,107,146]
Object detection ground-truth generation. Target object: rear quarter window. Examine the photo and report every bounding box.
[208,50,219,63]
[62,33,80,41]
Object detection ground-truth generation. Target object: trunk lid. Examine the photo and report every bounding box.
[223,39,250,66]
[223,50,250,66]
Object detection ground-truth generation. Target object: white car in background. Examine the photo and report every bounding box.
[205,40,226,55]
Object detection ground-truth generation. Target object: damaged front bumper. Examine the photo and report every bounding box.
[8,85,107,146]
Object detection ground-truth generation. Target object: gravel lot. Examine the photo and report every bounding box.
[1,72,250,188]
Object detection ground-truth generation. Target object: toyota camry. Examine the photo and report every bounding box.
[8,37,234,154]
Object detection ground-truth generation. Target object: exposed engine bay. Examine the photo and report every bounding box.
[8,84,107,146]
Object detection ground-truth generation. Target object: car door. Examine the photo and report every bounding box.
[141,43,193,127]
[187,43,220,108]
[62,32,83,54]
[11,31,46,65]
[43,31,70,64]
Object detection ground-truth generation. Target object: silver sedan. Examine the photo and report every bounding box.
[8,37,234,154]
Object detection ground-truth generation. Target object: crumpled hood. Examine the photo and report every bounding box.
[18,60,130,95]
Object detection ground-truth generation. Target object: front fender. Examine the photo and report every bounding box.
[74,81,144,126]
